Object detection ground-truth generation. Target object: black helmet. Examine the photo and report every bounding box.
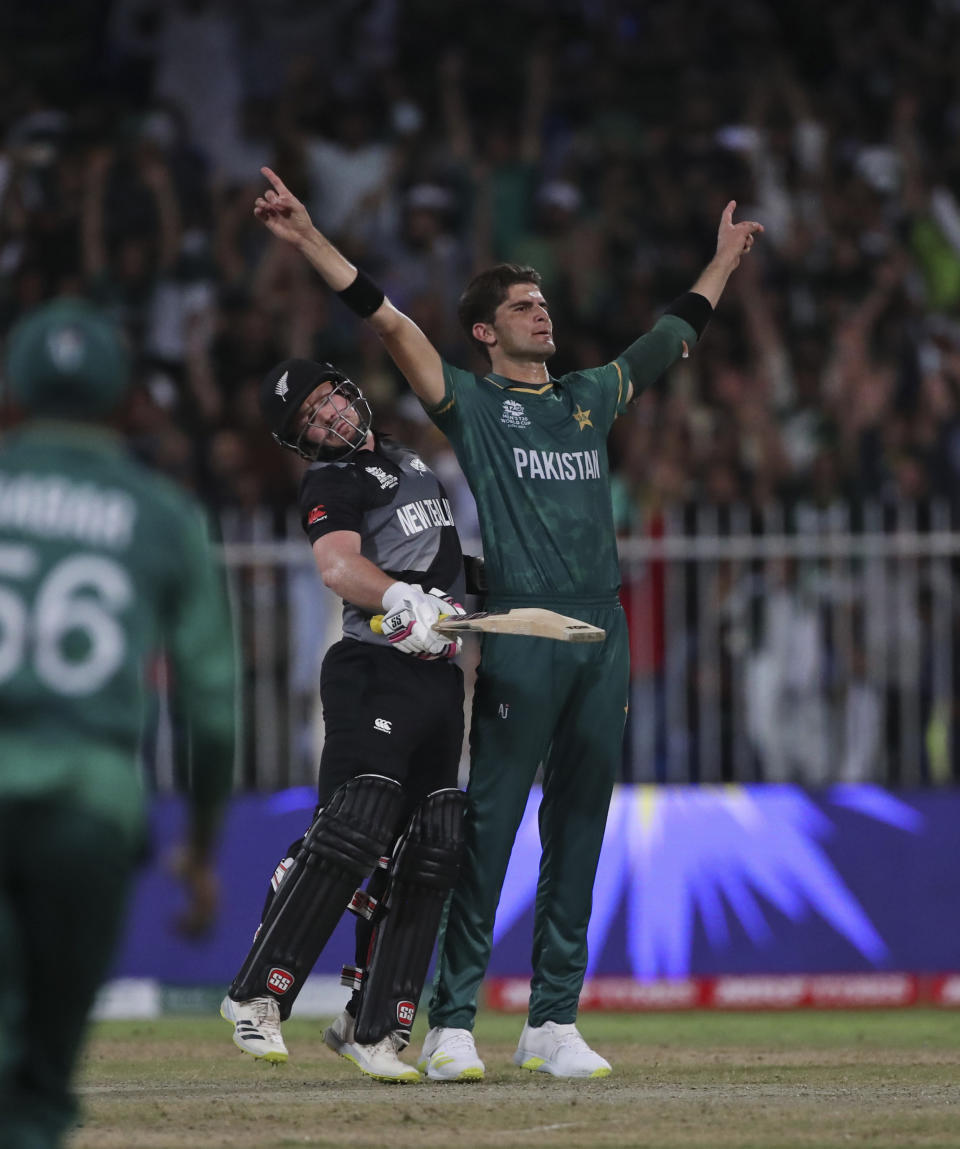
[5,297,130,418]
[259,358,372,461]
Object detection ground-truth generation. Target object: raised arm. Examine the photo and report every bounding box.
[622,201,763,402]
[140,153,182,273]
[253,166,446,406]
[439,49,473,164]
[689,200,763,307]
[166,502,238,936]
[81,146,112,281]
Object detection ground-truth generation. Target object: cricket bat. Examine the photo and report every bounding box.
[370,607,606,643]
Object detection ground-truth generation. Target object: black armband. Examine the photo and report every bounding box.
[338,270,385,318]
[664,291,713,339]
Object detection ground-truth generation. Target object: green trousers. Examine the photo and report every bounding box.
[429,600,628,1029]
[0,798,136,1149]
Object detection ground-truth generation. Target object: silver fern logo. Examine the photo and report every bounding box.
[274,370,289,401]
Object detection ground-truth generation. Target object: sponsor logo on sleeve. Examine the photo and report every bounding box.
[365,465,399,490]
[307,505,327,525]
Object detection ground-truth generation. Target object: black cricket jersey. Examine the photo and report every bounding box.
[299,434,465,645]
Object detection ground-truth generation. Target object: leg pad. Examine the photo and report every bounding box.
[228,775,406,1019]
[354,788,466,1044]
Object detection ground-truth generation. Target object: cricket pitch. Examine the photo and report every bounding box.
[70,1010,960,1149]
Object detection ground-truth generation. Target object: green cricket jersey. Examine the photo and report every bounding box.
[427,315,697,601]
[0,422,236,842]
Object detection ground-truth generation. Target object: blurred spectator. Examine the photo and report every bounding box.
[80,126,181,343]
[297,95,396,244]
[380,182,469,355]
[4,0,957,513]
[742,559,831,785]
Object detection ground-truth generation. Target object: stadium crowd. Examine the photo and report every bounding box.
[3,0,960,517]
[3,0,960,785]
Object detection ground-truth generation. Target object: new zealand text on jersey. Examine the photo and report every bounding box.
[395,496,455,536]
[512,448,602,481]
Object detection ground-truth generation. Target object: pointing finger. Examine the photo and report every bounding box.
[722,199,737,225]
[261,166,288,196]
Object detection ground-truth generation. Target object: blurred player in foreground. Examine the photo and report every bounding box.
[252,166,761,1080]
[0,299,238,1148]
[219,357,468,1081]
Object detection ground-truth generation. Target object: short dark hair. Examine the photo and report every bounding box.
[457,264,542,362]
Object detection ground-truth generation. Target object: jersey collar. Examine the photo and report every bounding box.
[482,372,559,397]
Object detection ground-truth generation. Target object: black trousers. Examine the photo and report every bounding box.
[248,641,465,1020]
[317,639,464,807]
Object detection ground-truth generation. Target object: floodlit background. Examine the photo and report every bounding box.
[3,0,960,1004]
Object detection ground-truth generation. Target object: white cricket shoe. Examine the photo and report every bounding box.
[323,1009,420,1083]
[417,1026,485,1081]
[220,995,288,1063]
[513,1021,612,1078]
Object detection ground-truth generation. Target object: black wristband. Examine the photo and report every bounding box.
[338,270,385,318]
[664,291,713,338]
[463,554,488,596]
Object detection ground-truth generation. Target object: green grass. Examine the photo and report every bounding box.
[70,1010,960,1149]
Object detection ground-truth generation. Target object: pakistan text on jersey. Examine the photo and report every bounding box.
[395,497,455,537]
[0,473,137,549]
[512,448,602,481]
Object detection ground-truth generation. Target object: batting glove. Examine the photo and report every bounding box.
[380,582,465,659]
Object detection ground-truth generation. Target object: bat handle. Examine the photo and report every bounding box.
[369,612,450,636]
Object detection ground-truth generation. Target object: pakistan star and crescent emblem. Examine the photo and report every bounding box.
[573,404,593,431]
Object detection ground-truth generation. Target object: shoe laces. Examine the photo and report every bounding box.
[248,997,283,1038]
[550,1025,591,1052]
[438,1028,477,1056]
[365,1033,402,1059]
